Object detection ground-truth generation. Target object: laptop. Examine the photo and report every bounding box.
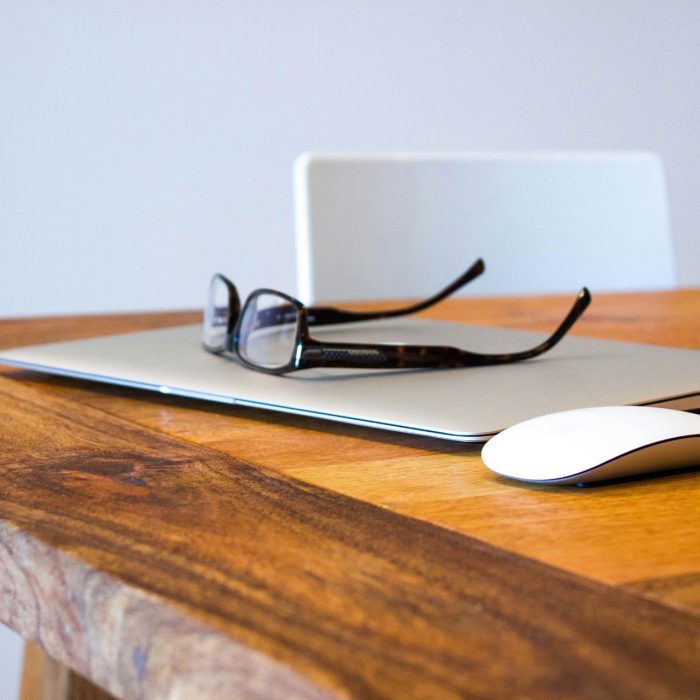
[2,318,700,442]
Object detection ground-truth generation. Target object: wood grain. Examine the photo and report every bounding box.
[68,387,698,588]
[13,376,699,589]
[625,573,700,612]
[1,376,700,699]
[1,291,700,698]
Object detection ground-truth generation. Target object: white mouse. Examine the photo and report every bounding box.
[481,405,700,485]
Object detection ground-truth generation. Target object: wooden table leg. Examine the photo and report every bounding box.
[19,642,117,700]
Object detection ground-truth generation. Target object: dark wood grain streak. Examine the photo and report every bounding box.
[1,376,700,699]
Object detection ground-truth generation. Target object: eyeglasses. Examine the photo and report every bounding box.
[202,258,591,375]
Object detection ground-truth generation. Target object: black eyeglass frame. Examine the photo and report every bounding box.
[203,260,591,375]
[203,258,486,353]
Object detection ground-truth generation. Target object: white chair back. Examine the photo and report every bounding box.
[294,152,676,303]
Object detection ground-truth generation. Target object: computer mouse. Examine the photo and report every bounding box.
[481,405,700,485]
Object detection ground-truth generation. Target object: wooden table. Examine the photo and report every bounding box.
[1,291,700,700]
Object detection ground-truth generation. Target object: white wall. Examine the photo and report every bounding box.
[0,625,22,698]
[1,1,700,318]
[1,0,699,691]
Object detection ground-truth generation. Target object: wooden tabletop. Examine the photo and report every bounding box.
[1,290,700,700]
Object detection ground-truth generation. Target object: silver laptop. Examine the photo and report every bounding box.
[2,318,700,442]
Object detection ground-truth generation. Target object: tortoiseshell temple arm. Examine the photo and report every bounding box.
[299,287,591,370]
[250,259,486,331]
[304,258,486,326]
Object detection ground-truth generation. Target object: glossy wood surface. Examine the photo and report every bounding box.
[1,290,700,699]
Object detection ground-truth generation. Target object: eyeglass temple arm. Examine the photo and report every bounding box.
[303,258,486,326]
[301,288,591,369]
[251,258,485,331]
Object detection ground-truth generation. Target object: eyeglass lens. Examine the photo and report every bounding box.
[238,292,300,370]
[202,275,231,351]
